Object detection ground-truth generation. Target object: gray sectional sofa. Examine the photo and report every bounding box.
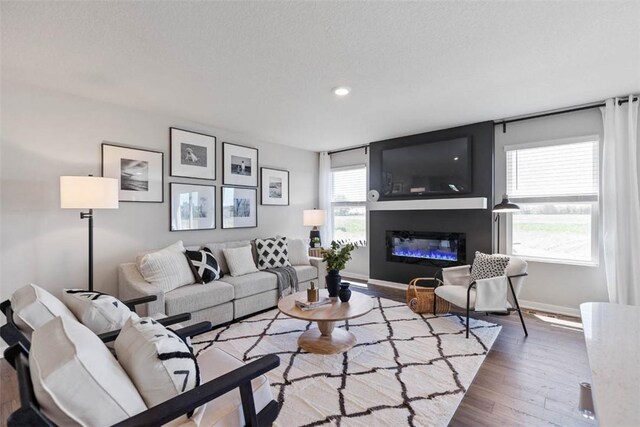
[118,239,326,326]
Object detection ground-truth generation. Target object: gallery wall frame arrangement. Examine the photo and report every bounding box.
[170,183,216,231]
[222,142,259,187]
[102,143,164,202]
[260,167,290,206]
[170,127,216,180]
[222,186,258,229]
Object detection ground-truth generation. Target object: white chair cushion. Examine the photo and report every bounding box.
[435,285,512,311]
[10,283,77,335]
[62,289,135,334]
[30,316,147,426]
[137,241,195,293]
[222,246,259,277]
[178,348,273,427]
[287,238,311,266]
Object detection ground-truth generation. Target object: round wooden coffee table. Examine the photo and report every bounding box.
[277,289,374,355]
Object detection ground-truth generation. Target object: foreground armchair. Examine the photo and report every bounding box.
[434,253,528,338]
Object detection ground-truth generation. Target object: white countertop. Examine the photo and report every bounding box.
[580,302,640,426]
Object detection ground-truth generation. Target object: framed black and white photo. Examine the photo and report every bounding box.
[170,127,216,180]
[223,142,258,187]
[260,167,289,205]
[102,143,163,202]
[222,186,257,229]
[170,183,216,231]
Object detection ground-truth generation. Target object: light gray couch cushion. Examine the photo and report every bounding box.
[204,240,251,275]
[164,281,234,315]
[220,272,277,299]
[293,265,317,283]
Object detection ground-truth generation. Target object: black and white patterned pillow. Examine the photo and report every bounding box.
[470,251,510,281]
[255,237,291,270]
[185,247,223,283]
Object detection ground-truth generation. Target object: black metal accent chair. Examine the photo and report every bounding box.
[433,256,529,338]
[4,321,281,427]
[0,295,191,350]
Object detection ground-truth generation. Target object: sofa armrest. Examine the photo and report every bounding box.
[118,263,164,316]
[309,257,327,289]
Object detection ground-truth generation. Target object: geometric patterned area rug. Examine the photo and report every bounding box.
[192,296,500,427]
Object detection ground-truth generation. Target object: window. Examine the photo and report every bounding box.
[331,166,367,243]
[505,136,599,265]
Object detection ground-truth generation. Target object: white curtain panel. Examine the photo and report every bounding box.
[318,152,333,246]
[601,96,640,305]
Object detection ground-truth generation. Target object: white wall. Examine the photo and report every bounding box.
[0,83,318,301]
[495,109,609,314]
[330,148,370,279]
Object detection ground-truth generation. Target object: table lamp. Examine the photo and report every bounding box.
[60,175,119,290]
[303,209,326,248]
[492,194,520,253]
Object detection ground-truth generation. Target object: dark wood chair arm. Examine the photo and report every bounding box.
[113,354,281,427]
[121,295,158,311]
[98,313,196,343]
[171,321,213,340]
[0,302,31,350]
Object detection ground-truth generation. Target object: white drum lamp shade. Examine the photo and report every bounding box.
[60,176,119,209]
[303,209,326,227]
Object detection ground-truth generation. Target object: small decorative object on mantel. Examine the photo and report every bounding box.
[338,282,352,303]
[261,167,289,205]
[170,183,216,231]
[221,186,257,229]
[321,240,361,298]
[170,127,216,180]
[102,143,164,202]
[223,142,259,187]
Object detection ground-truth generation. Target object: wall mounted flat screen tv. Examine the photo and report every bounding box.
[380,137,471,197]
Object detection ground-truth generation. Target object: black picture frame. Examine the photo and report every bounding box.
[260,167,290,206]
[221,186,258,229]
[101,142,164,203]
[222,142,259,187]
[169,183,216,231]
[169,127,216,181]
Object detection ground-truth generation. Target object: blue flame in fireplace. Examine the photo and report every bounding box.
[391,247,458,261]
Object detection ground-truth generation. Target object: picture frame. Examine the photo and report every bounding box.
[170,127,216,180]
[260,167,289,205]
[170,183,216,231]
[222,186,257,229]
[102,143,164,202]
[222,142,259,187]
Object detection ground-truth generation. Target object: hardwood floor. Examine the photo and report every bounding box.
[1,284,595,427]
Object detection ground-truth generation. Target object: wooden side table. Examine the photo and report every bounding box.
[308,247,323,258]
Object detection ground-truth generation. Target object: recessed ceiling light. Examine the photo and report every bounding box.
[454,157,459,161]
[333,86,351,97]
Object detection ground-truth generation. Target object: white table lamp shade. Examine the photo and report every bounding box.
[303,209,325,227]
[60,176,119,209]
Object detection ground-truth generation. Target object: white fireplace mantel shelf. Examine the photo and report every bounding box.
[367,197,487,211]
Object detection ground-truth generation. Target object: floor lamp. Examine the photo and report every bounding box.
[60,176,119,291]
[493,194,520,254]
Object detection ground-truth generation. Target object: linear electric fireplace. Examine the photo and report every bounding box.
[386,230,466,267]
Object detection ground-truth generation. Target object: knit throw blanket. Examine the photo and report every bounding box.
[264,266,299,298]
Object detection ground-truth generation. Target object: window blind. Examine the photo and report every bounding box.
[332,167,367,203]
[506,140,598,198]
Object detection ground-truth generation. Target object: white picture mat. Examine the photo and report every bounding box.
[261,168,289,205]
[170,128,216,180]
[102,144,163,202]
[222,187,257,228]
[223,143,258,187]
[171,183,216,231]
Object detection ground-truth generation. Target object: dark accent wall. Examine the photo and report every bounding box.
[369,121,495,284]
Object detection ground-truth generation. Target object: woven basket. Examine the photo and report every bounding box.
[406,277,450,314]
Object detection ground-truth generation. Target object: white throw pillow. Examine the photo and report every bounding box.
[30,316,147,426]
[222,246,259,277]
[10,283,77,335]
[115,317,203,423]
[255,237,292,270]
[287,238,311,266]
[137,241,195,293]
[203,240,252,274]
[62,289,135,334]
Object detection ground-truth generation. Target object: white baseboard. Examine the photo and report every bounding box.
[367,278,407,289]
[519,299,581,318]
[341,272,369,282]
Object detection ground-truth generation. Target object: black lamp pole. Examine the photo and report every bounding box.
[80,209,94,291]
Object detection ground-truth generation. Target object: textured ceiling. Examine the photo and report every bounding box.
[2,1,639,151]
